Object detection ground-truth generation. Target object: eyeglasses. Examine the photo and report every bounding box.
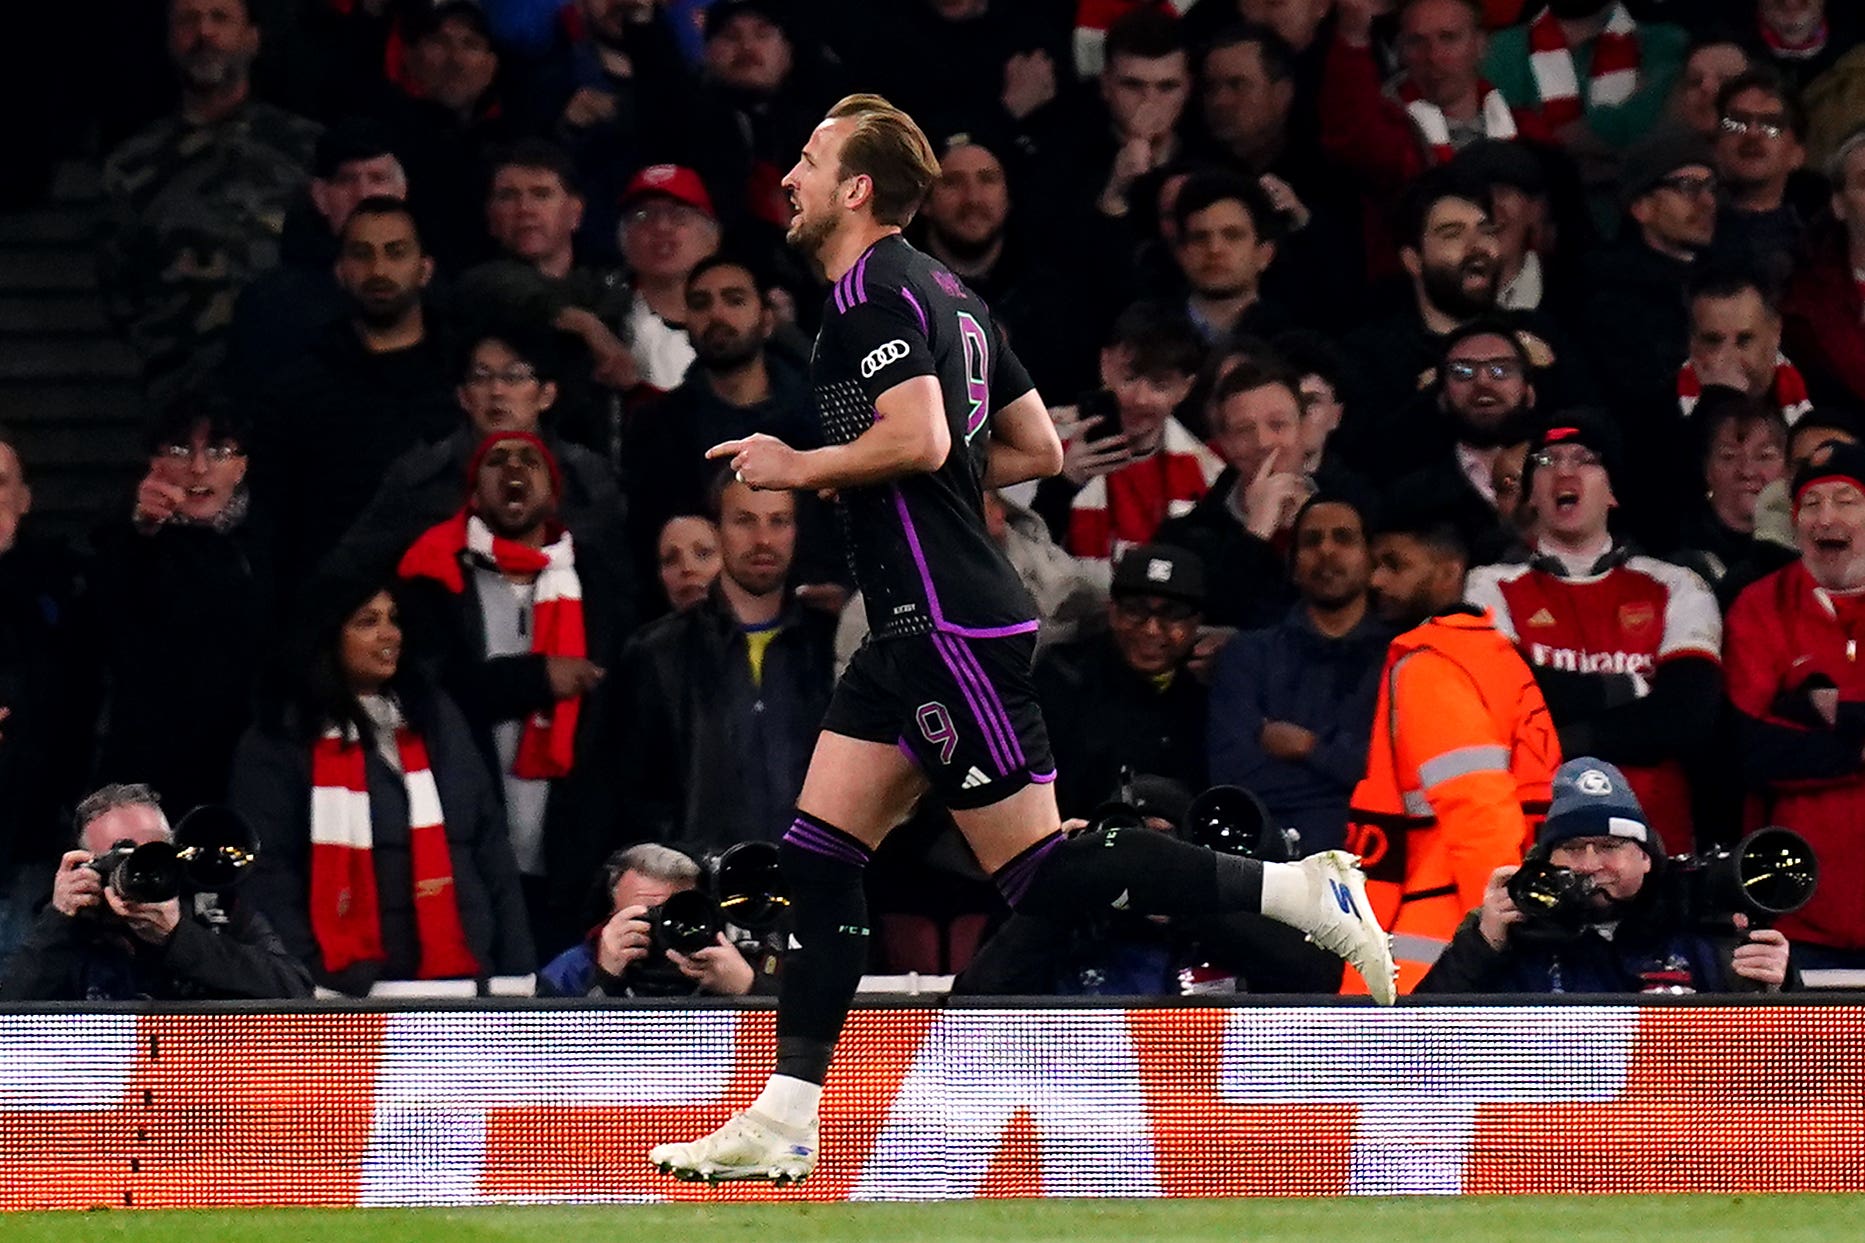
[1445,358,1523,383]
[628,202,710,229]
[1113,597,1199,625]
[1530,447,1604,471]
[1655,173,1718,199]
[465,365,540,388]
[1720,113,1788,141]
[157,442,243,463]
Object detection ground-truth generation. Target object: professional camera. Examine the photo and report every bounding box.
[85,805,258,907]
[1180,785,1302,862]
[1506,854,1598,940]
[634,841,793,990]
[1661,827,1818,935]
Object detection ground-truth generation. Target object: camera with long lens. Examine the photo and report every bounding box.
[1661,827,1818,935]
[630,841,793,993]
[84,805,259,912]
[1505,854,1598,941]
[1179,785,1302,862]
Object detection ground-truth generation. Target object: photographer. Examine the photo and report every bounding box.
[1416,758,1792,995]
[0,785,312,1002]
[538,844,772,999]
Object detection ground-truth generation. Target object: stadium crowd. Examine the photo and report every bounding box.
[0,0,1862,1001]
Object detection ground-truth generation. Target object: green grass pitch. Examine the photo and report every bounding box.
[6,1196,1862,1243]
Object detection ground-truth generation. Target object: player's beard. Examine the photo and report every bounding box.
[786,206,837,263]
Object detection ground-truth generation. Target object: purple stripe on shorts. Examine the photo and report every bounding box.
[931,632,1012,775]
[950,636,1026,768]
[938,619,1040,640]
[992,831,1064,907]
[891,484,946,626]
[900,286,928,335]
[1028,769,1057,785]
[854,250,871,304]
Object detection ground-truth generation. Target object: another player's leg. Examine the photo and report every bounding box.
[648,731,926,1185]
[957,779,1397,1003]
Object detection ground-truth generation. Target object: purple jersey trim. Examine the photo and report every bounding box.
[900,286,928,335]
[940,619,1041,639]
[854,250,872,304]
[1028,768,1058,785]
[890,484,1037,638]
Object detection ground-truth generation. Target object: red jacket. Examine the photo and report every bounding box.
[1781,234,1865,407]
[1725,561,1865,952]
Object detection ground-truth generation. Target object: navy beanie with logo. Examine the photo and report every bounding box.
[1536,757,1665,862]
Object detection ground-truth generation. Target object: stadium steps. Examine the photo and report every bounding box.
[0,159,144,542]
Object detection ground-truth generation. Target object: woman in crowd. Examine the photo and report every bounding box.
[655,513,722,612]
[230,579,533,994]
[1676,386,1789,608]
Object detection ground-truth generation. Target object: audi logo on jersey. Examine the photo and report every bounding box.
[1529,644,1656,677]
[861,339,910,378]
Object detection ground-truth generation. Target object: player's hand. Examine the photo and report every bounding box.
[51,850,102,918]
[707,433,808,491]
[597,905,653,976]
[1241,456,1312,540]
[1260,720,1318,762]
[1002,50,1057,120]
[1060,420,1131,486]
[1729,914,1790,990]
[545,656,605,700]
[107,890,181,944]
[668,933,756,996]
[134,474,187,527]
[1478,865,1523,950]
[794,582,851,615]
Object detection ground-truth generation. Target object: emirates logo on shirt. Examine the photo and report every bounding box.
[1529,644,1657,676]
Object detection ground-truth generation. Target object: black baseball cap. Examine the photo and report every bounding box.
[1111,544,1206,607]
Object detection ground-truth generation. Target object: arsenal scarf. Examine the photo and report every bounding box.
[310,722,480,980]
[400,512,586,779]
[1677,352,1813,425]
[1398,79,1520,164]
[1527,4,1640,128]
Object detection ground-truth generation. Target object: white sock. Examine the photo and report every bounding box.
[1258,860,1310,926]
[751,1074,822,1130]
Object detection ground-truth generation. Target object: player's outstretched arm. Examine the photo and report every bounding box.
[982,388,1064,489]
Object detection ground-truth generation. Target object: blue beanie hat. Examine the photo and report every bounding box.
[1536,757,1664,862]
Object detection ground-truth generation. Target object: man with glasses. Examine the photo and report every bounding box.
[616,165,724,391]
[1034,545,1210,820]
[323,325,629,590]
[1465,416,1723,856]
[1708,69,1813,289]
[1394,319,1543,563]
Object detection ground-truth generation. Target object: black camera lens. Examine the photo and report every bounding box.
[714,841,789,932]
[111,841,184,905]
[655,889,723,957]
[1734,827,1819,917]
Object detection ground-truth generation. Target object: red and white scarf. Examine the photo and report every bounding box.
[1071,0,1194,78]
[1398,79,1520,165]
[310,721,480,980]
[1759,17,1828,62]
[1527,4,1640,128]
[400,511,586,779]
[1677,352,1813,424]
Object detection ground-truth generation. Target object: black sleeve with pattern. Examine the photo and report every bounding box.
[838,287,937,405]
[990,324,1035,409]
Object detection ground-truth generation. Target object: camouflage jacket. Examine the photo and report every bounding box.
[98,100,321,403]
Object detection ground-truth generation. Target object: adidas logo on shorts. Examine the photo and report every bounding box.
[961,767,991,789]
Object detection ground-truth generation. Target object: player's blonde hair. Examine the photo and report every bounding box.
[825,94,940,227]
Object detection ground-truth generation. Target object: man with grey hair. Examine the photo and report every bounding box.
[0,784,311,1001]
[1783,125,1865,406]
[537,843,767,997]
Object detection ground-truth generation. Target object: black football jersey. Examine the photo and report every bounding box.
[810,234,1039,641]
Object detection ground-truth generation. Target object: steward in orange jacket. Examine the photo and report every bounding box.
[1349,515,1561,994]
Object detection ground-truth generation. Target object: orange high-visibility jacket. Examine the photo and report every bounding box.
[1345,607,1560,993]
